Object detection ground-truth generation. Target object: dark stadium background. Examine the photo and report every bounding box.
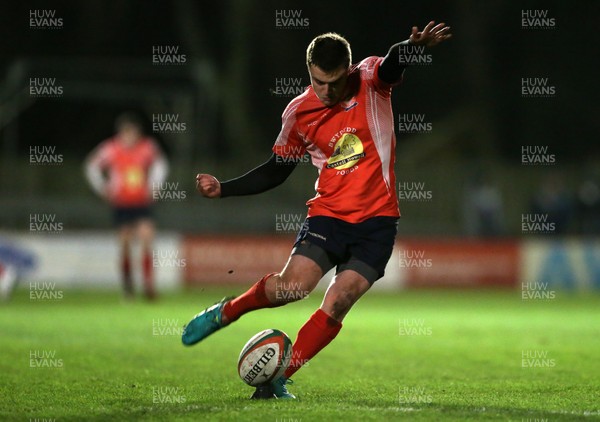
[0,0,598,236]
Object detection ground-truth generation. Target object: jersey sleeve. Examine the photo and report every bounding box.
[145,138,168,188]
[84,139,113,196]
[272,99,306,159]
[361,56,399,97]
[144,138,163,163]
[87,139,113,168]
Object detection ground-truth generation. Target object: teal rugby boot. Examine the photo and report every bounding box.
[181,296,234,346]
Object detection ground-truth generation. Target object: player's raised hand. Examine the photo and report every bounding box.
[409,21,452,47]
[196,173,221,198]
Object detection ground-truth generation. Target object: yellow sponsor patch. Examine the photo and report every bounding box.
[125,166,144,189]
[326,133,365,169]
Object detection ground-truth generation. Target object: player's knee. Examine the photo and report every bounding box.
[280,269,316,293]
[119,235,132,249]
[137,222,154,242]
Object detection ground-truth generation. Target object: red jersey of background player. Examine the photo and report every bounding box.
[273,56,400,223]
[86,136,163,207]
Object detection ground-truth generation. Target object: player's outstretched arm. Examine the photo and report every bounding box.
[195,154,298,199]
[378,21,452,85]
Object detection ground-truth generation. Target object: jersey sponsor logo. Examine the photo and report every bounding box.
[326,133,365,169]
[125,166,144,189]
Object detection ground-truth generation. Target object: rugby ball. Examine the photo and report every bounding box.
[238,329,292,386]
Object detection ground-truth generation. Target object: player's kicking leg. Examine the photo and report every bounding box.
[181,254,322,346]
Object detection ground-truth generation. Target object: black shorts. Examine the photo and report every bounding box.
[112,206,152,227]
[292,216,398,284]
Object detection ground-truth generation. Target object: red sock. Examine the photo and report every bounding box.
[284,309,342,379]
[142,250,155,297]
[121,250,133,294]
[222,273,280,323]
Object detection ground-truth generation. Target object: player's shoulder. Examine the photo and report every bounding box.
[88,136,119,162]
[97,136,119,153]
[353,56,396,93]
[281,87,315,121]
[137,136,162,154]
[354,56,383,81]
[139,136,158,146]
[100,136,117,146]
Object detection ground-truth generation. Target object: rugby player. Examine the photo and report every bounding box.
[85,113,168,300]
[183,22,451,398]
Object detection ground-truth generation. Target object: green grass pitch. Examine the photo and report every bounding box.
[1,287,598,421]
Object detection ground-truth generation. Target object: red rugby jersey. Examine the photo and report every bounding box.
[87,137,161,207]
[273,56,400,223]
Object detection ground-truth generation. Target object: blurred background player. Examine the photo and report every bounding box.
[84,112,168,300]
